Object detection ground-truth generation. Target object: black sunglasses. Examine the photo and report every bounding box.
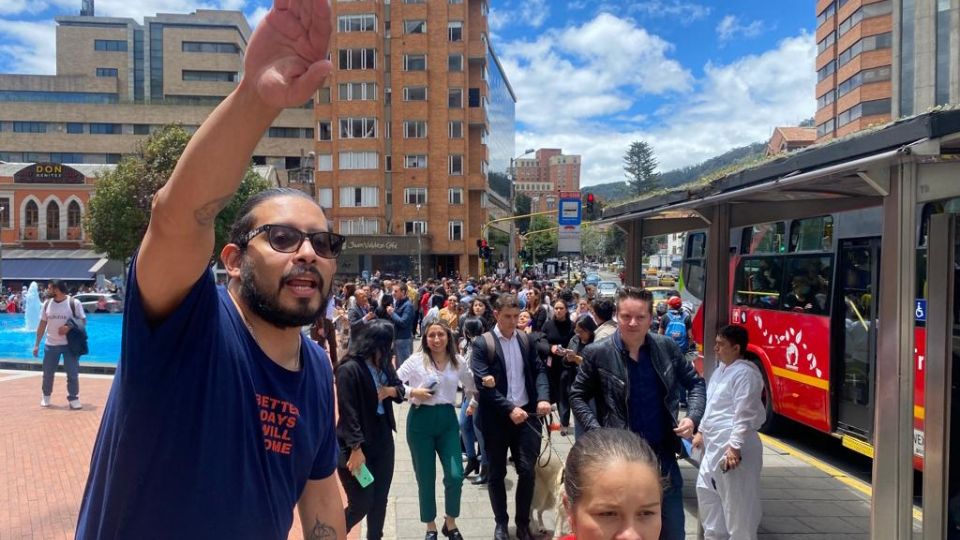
[242,224,345,259]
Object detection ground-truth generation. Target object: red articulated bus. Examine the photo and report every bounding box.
[678,206,927,469]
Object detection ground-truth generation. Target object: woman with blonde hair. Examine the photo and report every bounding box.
[397,321,477,540]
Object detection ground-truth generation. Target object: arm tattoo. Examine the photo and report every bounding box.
[194,194,234,226]
[307,519,336,540]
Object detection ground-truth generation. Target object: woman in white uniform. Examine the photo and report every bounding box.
[692,324,766,540]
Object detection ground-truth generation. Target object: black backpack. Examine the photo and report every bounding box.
[65,298,89,356]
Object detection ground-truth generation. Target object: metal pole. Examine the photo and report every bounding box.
[416,204,423,282]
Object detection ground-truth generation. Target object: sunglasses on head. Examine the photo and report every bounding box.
[241,224,345,259]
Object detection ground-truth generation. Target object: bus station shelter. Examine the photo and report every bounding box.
[601,109,960,540]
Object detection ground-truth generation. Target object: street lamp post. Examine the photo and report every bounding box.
[509,148,535,274]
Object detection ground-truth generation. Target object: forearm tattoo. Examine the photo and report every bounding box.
[307,519,336,540]
[194,194,234,226]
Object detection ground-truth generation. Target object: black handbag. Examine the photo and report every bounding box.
[65,298,89,357]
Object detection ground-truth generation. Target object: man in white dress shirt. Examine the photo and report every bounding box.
[470,294,551,540]
[693,324,766,540]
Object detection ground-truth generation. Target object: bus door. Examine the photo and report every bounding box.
[833,237,880,442]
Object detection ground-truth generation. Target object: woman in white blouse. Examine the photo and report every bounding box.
[397,321,478,540]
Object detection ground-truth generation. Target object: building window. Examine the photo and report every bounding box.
[339,48,376,70]
[338,81,377,100]
[181,41,239,53]
[837,65,891,98]
[837,98,891,127]
[339,117,377,138]
[268,127,306,138]
[25,200,38,227]
[66,123,84,134]
[405,20,427,34]
[448,54,463,71]
[340,218,379,235]
[816,89,836,110]
[404,187,427,205]
[51,153,83,163]
[404,54,427,71]
[840,0,893,37]
[46,201,61,239]
[89,123,122,135]
[817,31,835,54]
[338,151,379,170]
[816,2,836,26]
[403,86,428,101]
[448,220,463,240]
[449,121,463,138]
[405,155,428,169]
[449,154,463,175]
[818,118,835,137]
[182,70,238,82]
[338,14,377,32]
[448,21,463,42]
[133,124,150,135]
[839,32,892,67]
[403,120,428,138]
[816,60,835,82]
[318,121,332,141]
[14,121,46,133]
[448,188,463,205]
[94,39,127,52]
[405,221,428,235]
[67,200,82,228]
[448,88,463,108]
[385,155,392,171]
[317,154,333,171]
[385,121,392,139]
[96,67,118,77]
[339,186,379,207]
[0,197,10,228]
[318,188,333,208]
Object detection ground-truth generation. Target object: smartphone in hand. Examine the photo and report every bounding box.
[425,380,439,395]
[354,463,375,487]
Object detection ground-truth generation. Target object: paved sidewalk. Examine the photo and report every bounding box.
[0,370,873,539]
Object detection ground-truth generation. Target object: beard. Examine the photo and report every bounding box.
[240,258,329,329]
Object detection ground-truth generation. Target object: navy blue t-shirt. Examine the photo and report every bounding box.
[76,259,338,540]
[625,336,667,450]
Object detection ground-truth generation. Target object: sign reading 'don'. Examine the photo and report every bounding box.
[14,163,85,184]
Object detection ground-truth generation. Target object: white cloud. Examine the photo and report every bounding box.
[488,7,510,32]
[0,19,57,74]
[246,5,268,28]
[509,31,817,186]
[519,0,549,29]
[716,15,767,42]
[499,13,692,132]
[0,0,50,16]
[630,1,711,22]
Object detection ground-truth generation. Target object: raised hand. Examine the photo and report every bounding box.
[244,0,334,110]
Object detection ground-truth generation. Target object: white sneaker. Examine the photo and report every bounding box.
[69,399,83,410]
[40,395,51,408]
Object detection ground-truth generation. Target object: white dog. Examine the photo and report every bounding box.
[531,440,568,537]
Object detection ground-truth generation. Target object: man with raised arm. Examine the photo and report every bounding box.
[76,2,347,539]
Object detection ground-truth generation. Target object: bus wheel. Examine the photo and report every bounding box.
[750,358,780,433]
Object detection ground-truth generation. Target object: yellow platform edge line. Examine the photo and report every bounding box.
[759,433,923,522]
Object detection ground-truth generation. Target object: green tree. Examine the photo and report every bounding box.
[86,124,272,266]
[580,223,603,260]
[606,226,628,260]
[525,215,557,263]
[624,140,660,195]
[514,193,532,234]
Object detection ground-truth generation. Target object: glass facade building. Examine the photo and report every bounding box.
[486,46,517,189]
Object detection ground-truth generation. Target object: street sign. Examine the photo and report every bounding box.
[915,299,927,322]
[558,224,581,253]
[558,194,581,226]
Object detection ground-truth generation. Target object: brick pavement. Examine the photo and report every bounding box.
[0,369,875,539]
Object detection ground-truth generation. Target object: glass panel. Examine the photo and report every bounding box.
[781,255,832,315]
[741,222,786,254]
[790,215,834,252]
[733,257,783,308]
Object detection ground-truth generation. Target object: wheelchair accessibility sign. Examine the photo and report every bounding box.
[915,299,926,322]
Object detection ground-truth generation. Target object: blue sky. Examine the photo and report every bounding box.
[0,0,818,186]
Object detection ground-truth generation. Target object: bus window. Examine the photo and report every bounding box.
[790,215,834,252]
[741,222,786,254]
[734,257,783,308]
[683,259,706,300]
[781,255,833,315]
[686,232,706,259]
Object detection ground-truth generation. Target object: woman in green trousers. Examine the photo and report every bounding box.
[397,321,477,540]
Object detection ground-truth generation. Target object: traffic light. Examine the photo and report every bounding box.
[478,239,489,259]
[585,193,596,216]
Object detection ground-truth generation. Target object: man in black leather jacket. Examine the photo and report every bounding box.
[570,286,705,540]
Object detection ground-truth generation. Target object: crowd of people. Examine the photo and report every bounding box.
[69,4,769,539]
[1,283,118,313]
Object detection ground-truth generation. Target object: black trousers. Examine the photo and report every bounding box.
[339,415,395,539]
[481,414,541,527]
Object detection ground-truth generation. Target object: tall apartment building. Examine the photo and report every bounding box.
[814,0,893,141]
[313,0,515,278]
[514,148,581,212]
[0,10,314,170]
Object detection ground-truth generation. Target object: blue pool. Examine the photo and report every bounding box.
[0,313,121,364]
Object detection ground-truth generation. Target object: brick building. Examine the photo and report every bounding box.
[513,148,581,213]
[312,0,515,278]
[766,126,817,155]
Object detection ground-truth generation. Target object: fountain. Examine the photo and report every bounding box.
[23,282,42,332]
